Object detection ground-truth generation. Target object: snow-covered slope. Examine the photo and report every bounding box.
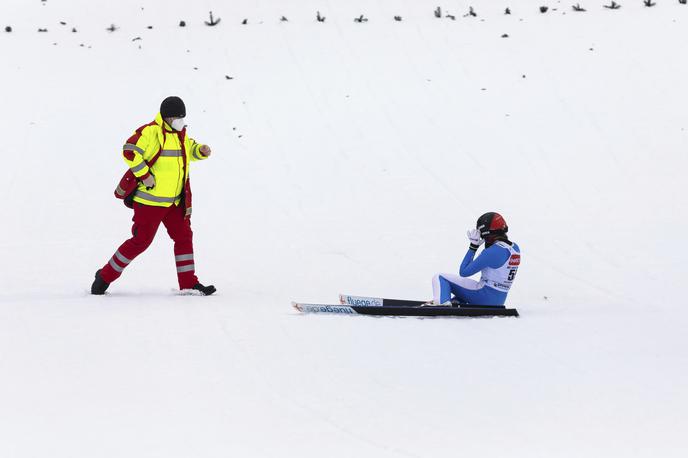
[1,1,687,456]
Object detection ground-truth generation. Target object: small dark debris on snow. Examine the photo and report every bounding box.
[680,0,687,5]
[394,16,403,21]
[205,11,221,26]
[502,33,509,38]
[4,26,11,33]
[604,2,621,9]
[434,7,442,18]
[72,27,77,33]
[316,11,326,22]
[132,37,142,41]
[193,67,198,70]
[505,8,512,14]
[643,0,656,6]
[147,25,153,30]
[179,20,186,27]
[522,74,526,78]
[60,21,67,25]
[106,24,118,32]
[465,7,477,17]
[446,14,456,20]
[38,28,48,32]
[281,16,288,22]
[540,6,549,13]
[354,15,368,23]
[573,3,586,11]
[242,19,248,25]
[225,75,234,80]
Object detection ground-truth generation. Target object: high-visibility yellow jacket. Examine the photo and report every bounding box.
[121,113,208,212]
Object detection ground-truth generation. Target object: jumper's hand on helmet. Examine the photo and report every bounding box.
[467,228,484,250]
[200,144,212,157]
[141,174,155,190]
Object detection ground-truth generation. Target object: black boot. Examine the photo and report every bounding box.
[192,283,216,296]
[91,269,110,295]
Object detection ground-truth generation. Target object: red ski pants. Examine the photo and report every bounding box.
[100,203,198,289]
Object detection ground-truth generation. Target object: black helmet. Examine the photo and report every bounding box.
[476,212,508,238]
[160,96,186,118]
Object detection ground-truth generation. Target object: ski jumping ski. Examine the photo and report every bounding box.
[291,294,519,317]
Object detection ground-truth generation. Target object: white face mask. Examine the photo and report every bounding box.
[170,117,186,131]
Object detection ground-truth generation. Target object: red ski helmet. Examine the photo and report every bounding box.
[476,212,508,238]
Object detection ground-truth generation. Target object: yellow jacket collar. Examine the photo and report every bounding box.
[155,112,176,133]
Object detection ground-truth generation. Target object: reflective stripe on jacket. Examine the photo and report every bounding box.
[121,113,208,209]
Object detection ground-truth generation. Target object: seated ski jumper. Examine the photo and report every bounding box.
[432,212,521,306]
[98,99,210,291]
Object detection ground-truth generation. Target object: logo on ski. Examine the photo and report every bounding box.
[339,294,383,307]
[292,302,356,314]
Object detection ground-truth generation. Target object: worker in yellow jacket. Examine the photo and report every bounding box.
[92,96,216,295]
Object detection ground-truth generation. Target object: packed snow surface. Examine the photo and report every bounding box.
[1,1,687,456]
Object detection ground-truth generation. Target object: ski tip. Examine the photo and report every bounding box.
[291,301,304,312]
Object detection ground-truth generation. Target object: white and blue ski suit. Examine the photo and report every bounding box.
[432,240,521,306]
